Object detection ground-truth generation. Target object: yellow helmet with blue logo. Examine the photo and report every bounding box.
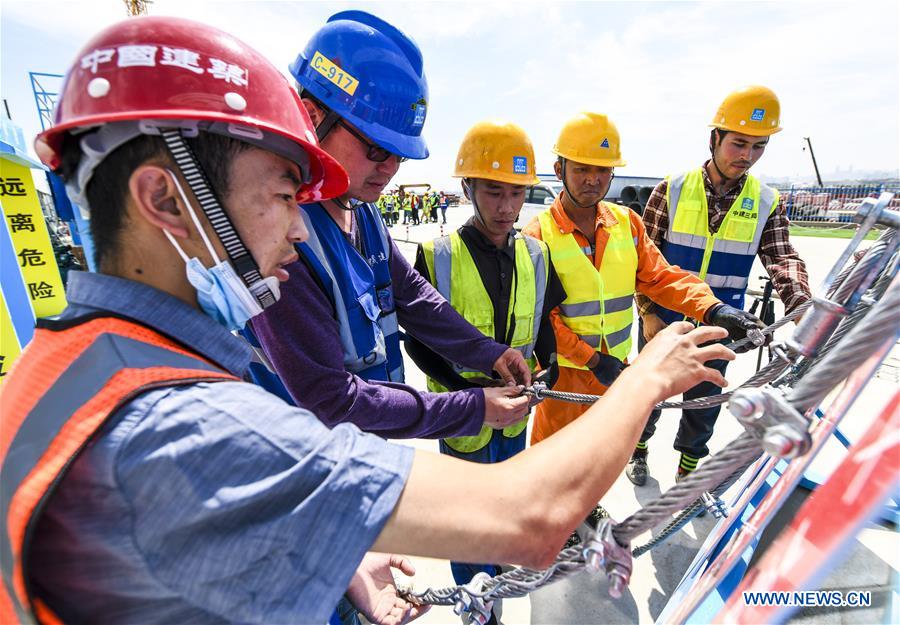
[711,85,782,136]
[454,120,540,185]
[553,112,626,167]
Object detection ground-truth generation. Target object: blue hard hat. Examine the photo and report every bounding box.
[290,10,429,160]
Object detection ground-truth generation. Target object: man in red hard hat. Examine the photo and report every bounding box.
[1,16,735,625]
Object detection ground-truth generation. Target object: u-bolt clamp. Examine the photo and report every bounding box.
[583,518,633,599]
[454,572,494,625]
[700,491,728,519]
[728,387,812,459]
[746,328,766,348]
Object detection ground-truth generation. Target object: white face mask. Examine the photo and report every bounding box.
[162,169,281,331]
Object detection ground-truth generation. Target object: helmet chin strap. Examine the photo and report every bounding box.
[330,197,357,212]
[560,158,603,209]
[462,178,488,228]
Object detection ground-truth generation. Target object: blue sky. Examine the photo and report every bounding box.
[2,0,898,192]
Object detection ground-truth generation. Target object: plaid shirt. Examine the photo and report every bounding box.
[636,161,811,316]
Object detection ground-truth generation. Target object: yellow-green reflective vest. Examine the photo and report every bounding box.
[538,201,637,367]
[656,168,778,325]
[421,231,549,453]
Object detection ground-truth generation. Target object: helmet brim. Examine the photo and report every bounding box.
[553,148,626,168]
[37,110,349,202]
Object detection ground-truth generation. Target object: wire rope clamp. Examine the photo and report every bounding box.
[746,328,766,348]
[453,572,494,625]
[728,387,812,458]
[583,518,632,598]
[854,192,899,229]
[786,297,848,358]
[700,491,728,519]
[524,380,548,407]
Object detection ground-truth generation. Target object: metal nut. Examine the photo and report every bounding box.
[763,431,794,457]
[728,394,758,420]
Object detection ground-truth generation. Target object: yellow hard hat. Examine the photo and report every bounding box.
[553,112,626,167]
[710,85,783,136]
[453,120,540,185]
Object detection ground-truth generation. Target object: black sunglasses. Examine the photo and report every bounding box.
[339,120,408,164]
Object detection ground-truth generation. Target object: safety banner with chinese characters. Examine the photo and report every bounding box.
[0,157,66,317]
[0,198,35,384]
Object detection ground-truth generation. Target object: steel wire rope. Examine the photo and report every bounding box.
[403,229,898,610]
[528,232,890,411]
[633,255,898,555]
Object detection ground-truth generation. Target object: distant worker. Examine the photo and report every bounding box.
[429,190,440,223]
[522,112,765,445]
[248,11,533,442]
[376,193,389,225]
[402,191,412,224]
[383,192,396,226]
[391,190,401,225]
[408,120,567,605]
[629,86,811,485]
[440,191,450,224]
[411,191,421,225]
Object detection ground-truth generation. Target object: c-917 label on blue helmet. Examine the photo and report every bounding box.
[310,51,359,96]
[751,108,765,121]
[513,156,528,174]
[412,103,427,127]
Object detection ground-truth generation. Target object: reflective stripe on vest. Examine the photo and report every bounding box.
[538,202,637,367]
[657,168,778,324]
[298,202,405,383]
[0,317,237,624]
[421,232,549,453]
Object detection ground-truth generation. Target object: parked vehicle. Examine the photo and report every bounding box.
[517,180,563,228]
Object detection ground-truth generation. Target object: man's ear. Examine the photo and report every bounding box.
[128,164,190,239]
[301,98,324,126]
[553,159,563,181]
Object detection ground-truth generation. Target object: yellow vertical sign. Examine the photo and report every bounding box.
[0,291,22,383]
[0,158,66,317]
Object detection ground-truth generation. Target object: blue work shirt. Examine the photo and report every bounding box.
[28,272,414,625]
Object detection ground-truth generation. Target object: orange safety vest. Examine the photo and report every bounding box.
[0,315,238,624]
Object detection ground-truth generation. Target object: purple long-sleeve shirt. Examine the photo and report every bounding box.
[250,238,507,439]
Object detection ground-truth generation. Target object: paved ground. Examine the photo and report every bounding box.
[384,205,897,624]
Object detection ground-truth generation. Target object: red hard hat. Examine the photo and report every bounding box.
[35,16,348,204]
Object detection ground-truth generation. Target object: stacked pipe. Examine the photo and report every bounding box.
[619,184,657,216]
